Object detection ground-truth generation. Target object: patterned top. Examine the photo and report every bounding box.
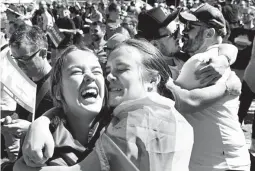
[95,93,193,171]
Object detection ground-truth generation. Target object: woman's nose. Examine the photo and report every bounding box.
[83,72,95,82]
[106,72,116,82]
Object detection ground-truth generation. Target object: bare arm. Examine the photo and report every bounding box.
[22,108,59,167]
[167,70,241,114]
[14,151,101,171]
[167,79,227,114]
[14,157,69,171]
[59,28,78,34]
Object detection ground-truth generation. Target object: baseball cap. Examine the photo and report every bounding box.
[105,33,129,50]
[179,3,226,30]
[137,7,181,40]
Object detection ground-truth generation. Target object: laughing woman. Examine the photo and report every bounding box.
[14,39,194,171]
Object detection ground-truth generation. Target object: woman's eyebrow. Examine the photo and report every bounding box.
[115,61,129,67]
[66,65,83,71]
[91,66,103,70]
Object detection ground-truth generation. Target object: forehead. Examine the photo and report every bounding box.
[63,50,100,69]
[10,43,35,56]
[107,45,143,65]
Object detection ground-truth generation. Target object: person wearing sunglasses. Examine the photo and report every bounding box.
[1,25,54,159]
[167,3,251,171]
[136,7,186,80]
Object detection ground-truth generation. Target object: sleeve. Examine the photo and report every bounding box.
[218,43,238,65]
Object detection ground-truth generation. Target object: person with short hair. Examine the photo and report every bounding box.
[7,24,53,121]
[136,7,189,80]
[105,3,122,40]
[51,8,76,65]
[90,3,103,23]
[167,3,251,170]
[121,16,138,38]
[88,21,107,69]
[6,18,26,38]
[1,25,54,169]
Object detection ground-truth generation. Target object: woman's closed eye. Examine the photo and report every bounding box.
[92,68,103,75]
[115,66,129,73]
[71,69,83,75]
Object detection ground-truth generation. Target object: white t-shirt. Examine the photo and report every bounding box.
[174,45,250,171]
[176,45,231,90]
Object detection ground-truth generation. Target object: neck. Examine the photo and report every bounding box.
[94,38,105,49]
[65,109,94,145]
[243,22,254,29]
[32,59,51,81]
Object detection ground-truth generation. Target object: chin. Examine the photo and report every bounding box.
[80,101,103,114]
[108,98,122,108]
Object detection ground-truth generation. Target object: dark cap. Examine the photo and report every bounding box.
[137,7,181,40]
[179,3,226,29]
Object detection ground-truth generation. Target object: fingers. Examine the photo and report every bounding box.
[23,153,46,167]
[4,116,12,124]
[43,139,54,159]
[200,74,221,85]
[165,78,174,90]
[195,65,212,77]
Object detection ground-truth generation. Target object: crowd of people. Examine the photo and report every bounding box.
[1,0,255,171]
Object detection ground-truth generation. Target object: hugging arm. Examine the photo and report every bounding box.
[22,108,58,167]
[167,71,241,114]
[167,78,226,114]
[195,43,238,85]
[14,151,101,171]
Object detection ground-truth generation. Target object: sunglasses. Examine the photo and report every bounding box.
[12,49,41,62]
[158,25,180,40]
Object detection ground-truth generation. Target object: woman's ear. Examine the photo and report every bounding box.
[145,72,161,92]
[53,85,61,101]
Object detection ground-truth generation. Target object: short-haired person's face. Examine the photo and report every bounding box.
[182,21,206,54]
[157,24,181,56]
[187,0,194,8]
[90,24,104,41]
[61,50,105,117]
[106,46,148,107]
[240,0,247,8]
[242,9,254,23]
[11,43,44,78]
[63,10,70,18]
